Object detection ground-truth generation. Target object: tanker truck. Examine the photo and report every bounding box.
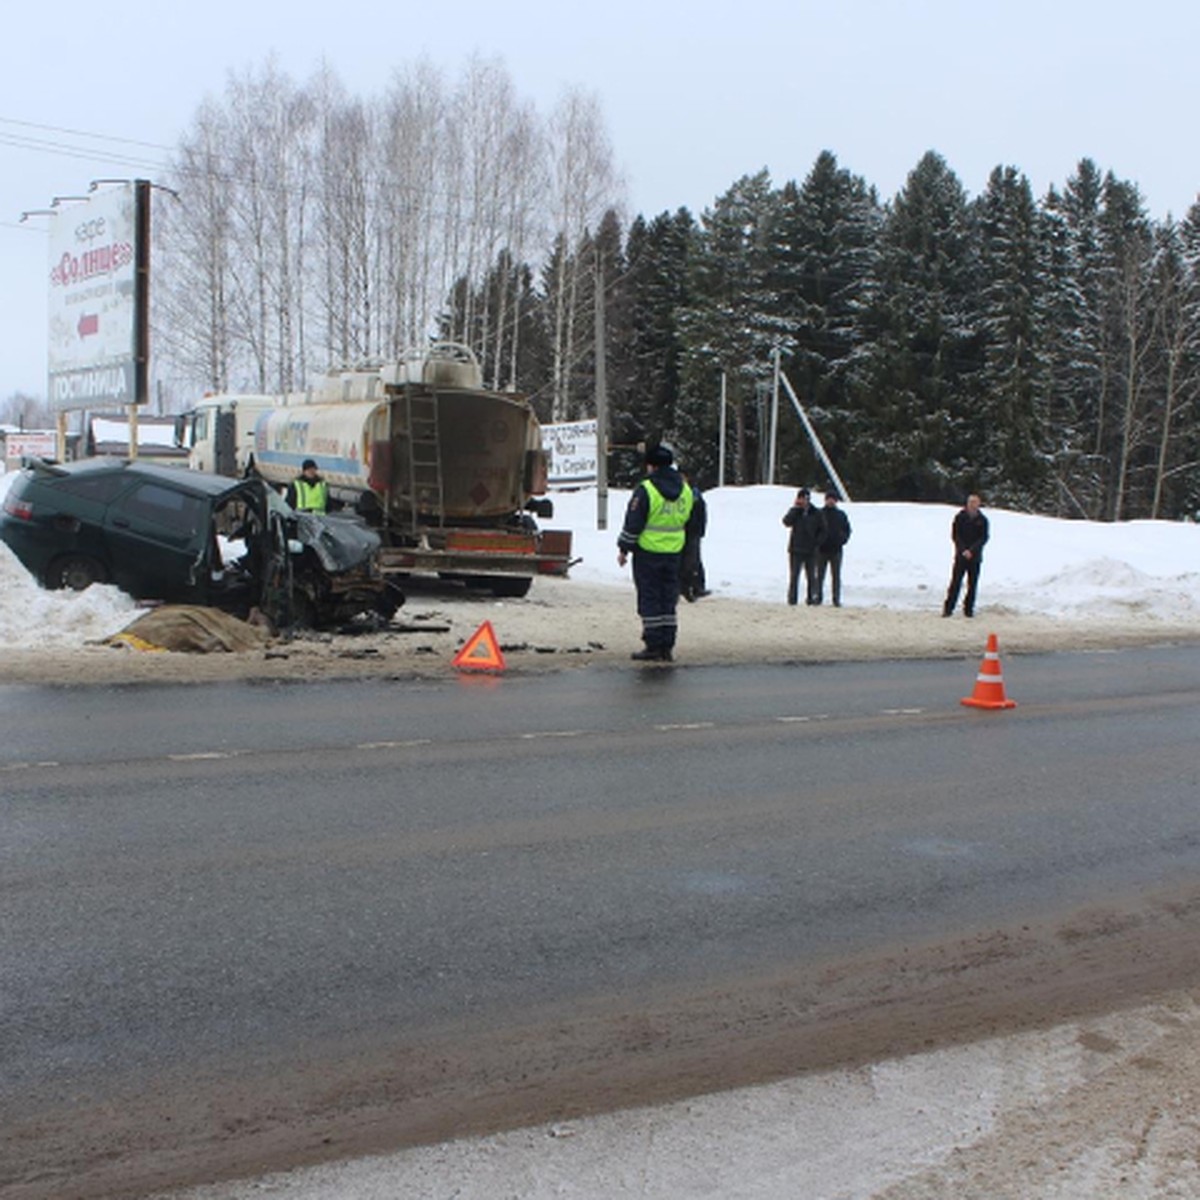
[180,345,573,597]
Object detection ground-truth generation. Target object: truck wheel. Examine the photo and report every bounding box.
[47,554,107,592]
[490,576,532,599]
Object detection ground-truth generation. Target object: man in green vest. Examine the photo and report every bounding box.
[286,459,329,514]
[617,443,695,662]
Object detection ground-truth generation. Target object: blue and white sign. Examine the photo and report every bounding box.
[542,419,598,487]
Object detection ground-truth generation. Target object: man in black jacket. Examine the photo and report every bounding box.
[783,488,825,606]
[943,494,989,617]
[680,475,709,602]
[815,489,852,607]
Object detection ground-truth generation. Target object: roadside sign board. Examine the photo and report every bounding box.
[542,419,598,487]
[4,431,57,468]
[46,182,149,411]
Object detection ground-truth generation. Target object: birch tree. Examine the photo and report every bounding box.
[154,99,234,393]
[545,88,619,420]
[379,60,451,354]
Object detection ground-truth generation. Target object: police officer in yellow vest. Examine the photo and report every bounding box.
[286,459,329,514]
[617,443,695,662]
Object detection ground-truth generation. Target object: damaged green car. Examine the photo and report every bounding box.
[0,458,402,629]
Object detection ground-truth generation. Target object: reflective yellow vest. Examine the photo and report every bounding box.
[637,478,694,553]
[293,478,328,512]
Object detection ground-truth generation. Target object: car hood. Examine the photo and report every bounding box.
[293,513,381,573]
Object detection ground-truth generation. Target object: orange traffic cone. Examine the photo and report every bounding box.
[961,633,1017,710]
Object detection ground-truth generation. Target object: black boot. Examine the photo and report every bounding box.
[631,647,665,661]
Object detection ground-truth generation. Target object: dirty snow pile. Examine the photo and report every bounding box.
[0,545,137,648]
[1,471,1197,652]
[0,472,137,648]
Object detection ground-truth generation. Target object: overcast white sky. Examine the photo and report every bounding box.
[3,0,1198,401]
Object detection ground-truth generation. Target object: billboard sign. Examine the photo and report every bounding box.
[46,182,148,410]
[541,419,598,487]
[3,431,58,468]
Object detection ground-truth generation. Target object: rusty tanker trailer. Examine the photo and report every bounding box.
[207,346,573,597]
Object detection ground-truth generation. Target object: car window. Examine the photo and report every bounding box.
[52,472,130,504]
[114,482,205,536]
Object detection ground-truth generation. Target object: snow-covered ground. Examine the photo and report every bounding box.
[154,993,1200,1199]
[2,471,1197,651]
[560,484,1199,621]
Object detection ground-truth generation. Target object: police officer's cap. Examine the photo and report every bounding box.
[302,458,318,471]
[645,444,674,467]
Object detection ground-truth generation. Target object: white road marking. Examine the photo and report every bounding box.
[519,730,584,740]
[654,722,716,731]
[357,738,434,749]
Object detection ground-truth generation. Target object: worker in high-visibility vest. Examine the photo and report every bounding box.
[617,443,695,662]
[286,459,329,514]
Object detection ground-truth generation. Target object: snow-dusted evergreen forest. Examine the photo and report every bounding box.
[151,59,1199,523]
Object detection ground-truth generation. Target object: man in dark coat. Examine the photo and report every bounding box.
[815,489,852,607]
[617,445,695,661]
[680,475,709,602]
[782,487,825,606]
[943,494,990,617]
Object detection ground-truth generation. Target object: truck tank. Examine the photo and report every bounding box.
[250,390,545,524]
[247,345,571,593]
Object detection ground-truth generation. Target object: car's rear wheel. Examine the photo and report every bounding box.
[47,554,107,592]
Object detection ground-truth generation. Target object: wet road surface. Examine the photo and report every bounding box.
[2,647,1199,1196]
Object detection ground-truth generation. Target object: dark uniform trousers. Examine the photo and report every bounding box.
[633,549,682,652]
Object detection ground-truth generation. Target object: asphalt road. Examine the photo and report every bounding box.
[2,647,1199,1196]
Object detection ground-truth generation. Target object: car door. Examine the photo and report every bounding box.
[103,480,211,601]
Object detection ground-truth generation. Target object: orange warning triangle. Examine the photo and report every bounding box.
[452,620,506,672]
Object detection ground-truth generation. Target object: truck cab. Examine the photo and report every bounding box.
[177,394,276,477]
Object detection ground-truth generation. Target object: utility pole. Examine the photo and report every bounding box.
[768,347,781,484]
[718,372,727,488]
[593,247,609,529]
[778,368,851,502]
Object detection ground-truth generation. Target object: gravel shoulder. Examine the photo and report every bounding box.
[3,577,1198,687]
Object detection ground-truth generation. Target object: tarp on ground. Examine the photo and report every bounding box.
[106,605,269,654]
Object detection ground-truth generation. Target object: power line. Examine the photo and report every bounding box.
[0,115,173,152]
[0,132,168,174]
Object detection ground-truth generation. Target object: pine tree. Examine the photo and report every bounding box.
[614,209,695,483]
[438,248,549,396]
[1169,204,1200,519]
[1043,160,1112,516]
[1095,174,1155,519]
[678,170,782,485]
[849,151,978,499]
[769,152,881,489]
[969,165,1054,507]
[1138,211,1200,519]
